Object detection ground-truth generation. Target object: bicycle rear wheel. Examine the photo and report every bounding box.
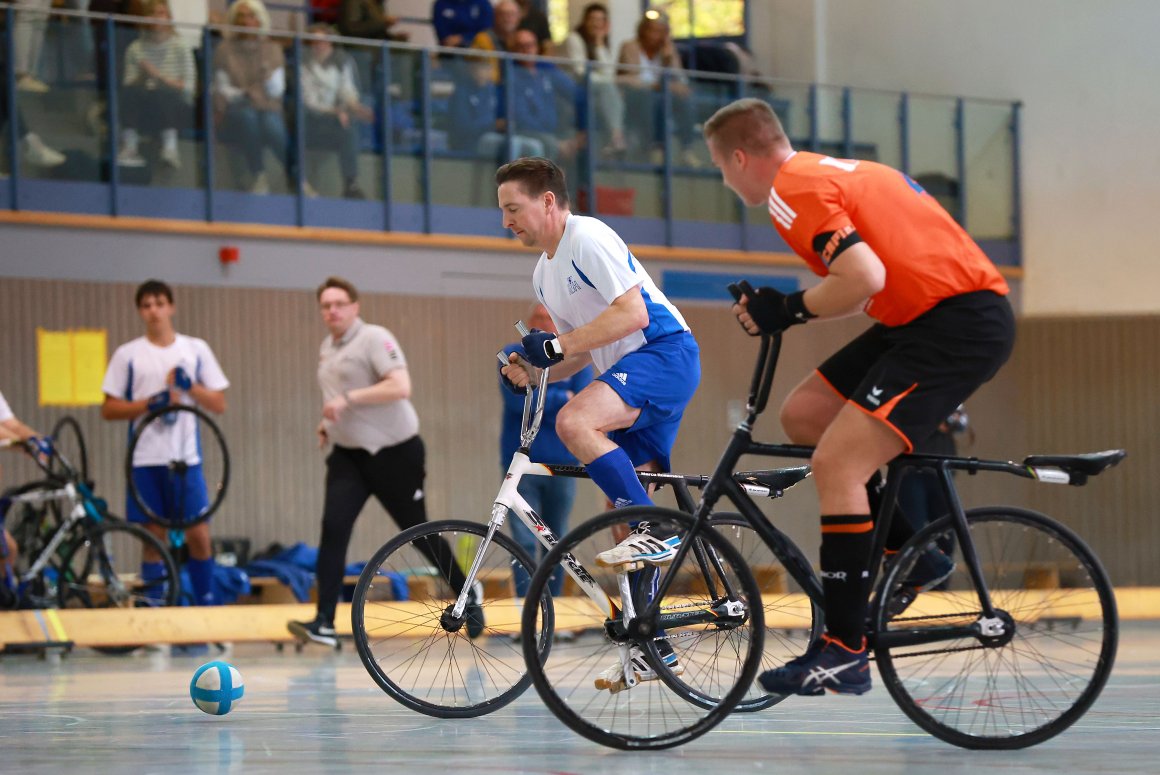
[709,514,821,712]
[57,520,181,610]
[521,507,764,750]
[50,415,89,484]
[872,506,1117,749]
[352,519,551,718]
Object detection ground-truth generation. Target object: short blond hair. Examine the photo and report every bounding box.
[226,0,271,32]
[703,98,788,157]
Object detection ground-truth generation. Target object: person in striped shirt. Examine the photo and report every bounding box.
[118,0,196,169]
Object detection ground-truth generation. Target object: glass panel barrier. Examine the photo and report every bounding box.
[964,100,1015,239]
[849,88,902,167]
[908,94,959,223]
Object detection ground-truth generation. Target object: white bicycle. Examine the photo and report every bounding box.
[350,323,817,719]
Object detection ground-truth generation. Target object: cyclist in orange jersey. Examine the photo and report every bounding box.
[703,98,1015,697]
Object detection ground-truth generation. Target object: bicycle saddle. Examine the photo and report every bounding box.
[734,466,811,493]
[1022,449,1126,477]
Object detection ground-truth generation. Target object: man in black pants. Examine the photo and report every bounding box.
[288,276,481,646]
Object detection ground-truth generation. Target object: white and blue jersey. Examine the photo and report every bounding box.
[533,214,690,375]
[533,214,699,471]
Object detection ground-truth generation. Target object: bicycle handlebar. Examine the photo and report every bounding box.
[727,282,781,419]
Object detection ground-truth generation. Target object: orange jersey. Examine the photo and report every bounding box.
[768,151,1008,326]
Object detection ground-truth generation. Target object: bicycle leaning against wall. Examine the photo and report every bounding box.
[519,284,1122,751]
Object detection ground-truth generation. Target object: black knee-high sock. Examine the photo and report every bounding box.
[867,470,917,552]
[820,514,874,650]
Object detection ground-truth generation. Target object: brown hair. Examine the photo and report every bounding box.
[702,98,788,157]
[316,276,359,302]
[135,279,174,307]
[495,157,570,208]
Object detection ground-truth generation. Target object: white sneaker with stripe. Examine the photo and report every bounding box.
[595,523,681,567]
[593,645,683,693]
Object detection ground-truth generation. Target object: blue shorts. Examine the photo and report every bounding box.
[126,464,211,526]
[598,331,700,472]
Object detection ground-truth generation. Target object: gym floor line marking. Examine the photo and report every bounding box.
[717,729,929,737]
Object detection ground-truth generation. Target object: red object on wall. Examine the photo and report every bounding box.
[219,246,239,264]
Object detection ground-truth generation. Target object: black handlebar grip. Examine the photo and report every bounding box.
[737,280,758,300]
[726,282,744,302]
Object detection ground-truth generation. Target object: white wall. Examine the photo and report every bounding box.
[805,0,1160,317]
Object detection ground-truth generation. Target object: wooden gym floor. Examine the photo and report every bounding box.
[1,621,1157,774]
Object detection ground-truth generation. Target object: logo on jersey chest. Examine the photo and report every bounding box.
[566,275,582,295]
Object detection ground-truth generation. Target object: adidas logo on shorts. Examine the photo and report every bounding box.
[611,372,628,385]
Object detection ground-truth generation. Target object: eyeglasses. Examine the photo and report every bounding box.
[319,301,352,311]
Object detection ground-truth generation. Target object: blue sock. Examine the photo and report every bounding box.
[141,561,166,602]
[586,448,652,509]
[186,556,217,606]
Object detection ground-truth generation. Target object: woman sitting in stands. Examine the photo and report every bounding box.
[212,0,292,194]
[559,3,626,155]
[118,0,196,170]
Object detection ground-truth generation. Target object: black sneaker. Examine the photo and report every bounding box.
[464,581,485,639]
[288,617,338,647]
[758,634,871,696]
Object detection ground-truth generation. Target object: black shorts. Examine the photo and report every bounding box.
[816,291,1015,451]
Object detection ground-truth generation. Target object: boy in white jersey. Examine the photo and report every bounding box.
[101,280,229,608]
[496,157,700,692]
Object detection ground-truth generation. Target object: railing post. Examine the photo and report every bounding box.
[582,59,595,215]
[841,87,852,159]
[501,54,514,162]
[5,7,20,211]
[954,96,966,228]
[379,43,393,231]
[419,52,432,234]
[292,35,305,226]
[202,25,215,222]
[1011,101,1023,267]
[898,91,910,176]
[807,83,818,152]
[104,15,119,216]
[661,70,673,247]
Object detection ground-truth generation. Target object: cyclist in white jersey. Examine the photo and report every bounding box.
[497,157,700,692]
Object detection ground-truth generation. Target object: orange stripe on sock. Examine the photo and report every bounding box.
[821,521,874,534]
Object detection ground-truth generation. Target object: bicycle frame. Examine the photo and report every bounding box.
[640,332,1123,653]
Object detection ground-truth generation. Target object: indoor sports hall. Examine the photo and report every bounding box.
[2,1,1157,773]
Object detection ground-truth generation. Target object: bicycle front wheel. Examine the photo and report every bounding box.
[521,507,764,751]
[57,519,181,610]
[872,506,1118,749]
[352,519,552,718]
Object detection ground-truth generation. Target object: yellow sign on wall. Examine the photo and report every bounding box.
[37,328,108,406]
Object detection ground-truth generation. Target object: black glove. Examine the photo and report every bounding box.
[521,328,564,368]
[732,280,815,336]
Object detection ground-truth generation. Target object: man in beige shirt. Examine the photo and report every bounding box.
[288,276,480,646]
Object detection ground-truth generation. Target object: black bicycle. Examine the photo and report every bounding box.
[521,299,1121,751]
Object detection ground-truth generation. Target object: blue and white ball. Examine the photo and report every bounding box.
[190,661,245,715]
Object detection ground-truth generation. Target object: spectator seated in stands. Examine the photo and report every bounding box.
[447,57,545,161]
[0,33,66,170]
[212,0,291,194]
[469,0,520,83]
[502,29,586,162]
[337,0,408,42]
[117,0,196,170]
[432,0,493,49]
[617,7,699,167]
[300,24,372,199]
[514,0,551,54]
[559,2,626,156]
